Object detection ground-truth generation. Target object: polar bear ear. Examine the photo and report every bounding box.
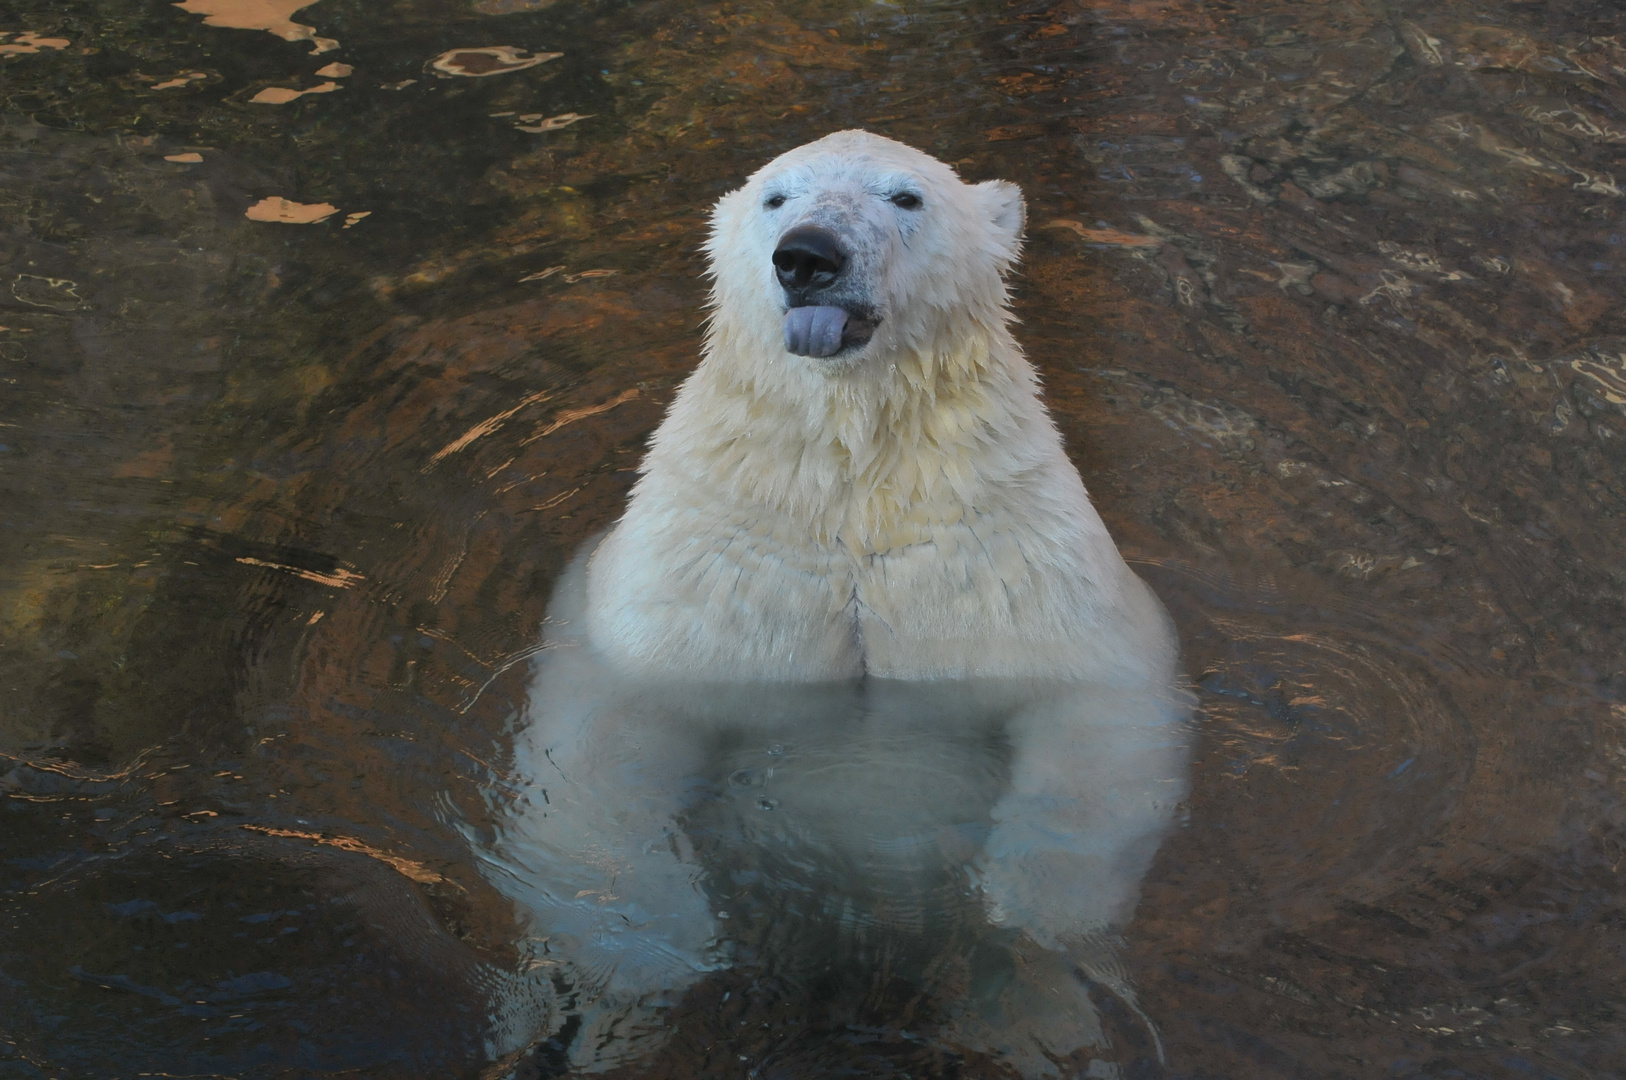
[976,179,1026,253]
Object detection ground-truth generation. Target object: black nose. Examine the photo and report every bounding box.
[773,225,847,293]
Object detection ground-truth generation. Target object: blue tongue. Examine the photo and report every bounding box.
[783,306,849,357]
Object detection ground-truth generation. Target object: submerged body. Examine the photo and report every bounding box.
[483,132,1189,1076]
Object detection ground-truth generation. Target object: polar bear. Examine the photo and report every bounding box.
[586,132,1172,684]
[478,132,1189,1077]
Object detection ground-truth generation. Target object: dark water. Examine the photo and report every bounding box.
[3,0,1625,1076]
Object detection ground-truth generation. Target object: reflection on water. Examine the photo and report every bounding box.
[2,0,1624,1076]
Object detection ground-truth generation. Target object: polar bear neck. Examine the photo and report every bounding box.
[641,309,1065,555]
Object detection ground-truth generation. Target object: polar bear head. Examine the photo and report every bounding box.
[704,131,1026,372]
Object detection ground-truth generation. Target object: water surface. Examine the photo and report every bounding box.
[2,0,1624,1076]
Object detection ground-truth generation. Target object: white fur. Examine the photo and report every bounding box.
[586,130,1177,685]
[482,133,1188,1076]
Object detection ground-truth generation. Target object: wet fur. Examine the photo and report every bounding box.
[586,130,1177,684]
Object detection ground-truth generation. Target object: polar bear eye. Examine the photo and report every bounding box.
[763,194,786,210]
[889,192,923,210]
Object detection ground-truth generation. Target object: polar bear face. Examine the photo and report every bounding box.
[705,131,1026,370]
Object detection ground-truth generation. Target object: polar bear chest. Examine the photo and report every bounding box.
[586,497,1118,682]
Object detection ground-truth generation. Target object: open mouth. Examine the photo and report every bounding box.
[782,305,880,358]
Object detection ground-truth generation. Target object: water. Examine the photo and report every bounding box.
[2,0,1623,1076]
